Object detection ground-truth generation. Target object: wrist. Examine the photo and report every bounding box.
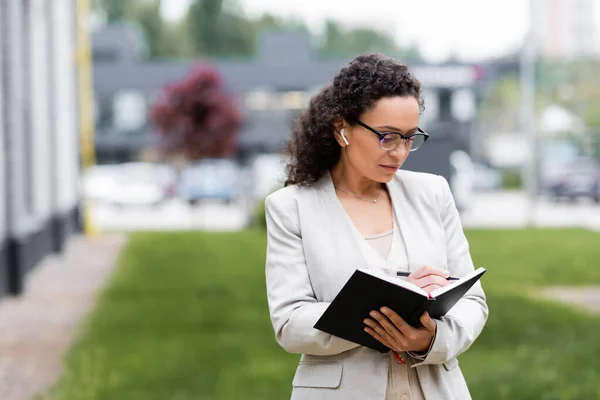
[411,322,437,355]
[414,335,433,353]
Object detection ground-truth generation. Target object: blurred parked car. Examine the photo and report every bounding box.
[82,162,177,207]
[81,164,121,202]
[113,163,178,207]
[178,159,240,205]
[548,158,600,203]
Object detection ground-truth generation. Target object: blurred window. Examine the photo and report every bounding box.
[280,91,307,109]
[112,90,147,133]
[245,90,273,110]
[245,90,308,110]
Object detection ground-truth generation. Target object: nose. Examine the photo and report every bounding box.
[388,142,409,159]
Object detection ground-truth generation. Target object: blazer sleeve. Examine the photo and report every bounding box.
[412,175,489,367]
[264,192,360,356]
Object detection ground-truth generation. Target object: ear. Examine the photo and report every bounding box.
[332,116,347,146]
[333,115,345,132]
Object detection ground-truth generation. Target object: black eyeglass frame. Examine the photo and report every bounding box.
[354,120,430,152]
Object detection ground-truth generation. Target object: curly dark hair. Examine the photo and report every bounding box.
[283,53,425,187]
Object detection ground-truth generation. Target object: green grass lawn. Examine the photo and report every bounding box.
[47,228,600,400]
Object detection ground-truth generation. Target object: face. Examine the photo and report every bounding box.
[335,96,421,183]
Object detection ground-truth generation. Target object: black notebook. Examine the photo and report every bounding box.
[314,267,486,353]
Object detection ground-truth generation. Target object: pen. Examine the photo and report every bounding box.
[396,271,460,281]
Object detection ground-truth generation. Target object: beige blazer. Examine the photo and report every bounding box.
[264,170,488,400]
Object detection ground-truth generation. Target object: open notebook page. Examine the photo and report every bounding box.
[357,268,428,297]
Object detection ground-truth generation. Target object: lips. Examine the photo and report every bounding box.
[380,164,400,172]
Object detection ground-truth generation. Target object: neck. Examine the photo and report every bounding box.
[330,162,382,197]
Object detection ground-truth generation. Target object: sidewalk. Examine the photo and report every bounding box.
[537,286,600,315]
[0,234,126,400]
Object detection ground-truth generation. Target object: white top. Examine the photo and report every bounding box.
[364,229,394,260]
[350,215,425,400]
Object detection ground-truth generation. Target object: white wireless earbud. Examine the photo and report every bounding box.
[340,128,349,145]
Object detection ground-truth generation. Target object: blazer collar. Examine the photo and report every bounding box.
[317,170,413,271]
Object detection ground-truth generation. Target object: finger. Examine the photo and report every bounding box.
[364,319,396,347]
[420,312,437,333]
[367,313,402,344]
[410,266,450,280]
[380,307,411,335]
[413,275,450,289]
[364,326,396,350]
[421,284,443,294]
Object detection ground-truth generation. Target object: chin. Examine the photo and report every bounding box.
[373,172,398,183]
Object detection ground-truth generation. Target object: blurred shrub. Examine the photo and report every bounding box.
[252,185,284,230]
[501,170,522,189]
[253,197,267,230]
[151,64,242,160]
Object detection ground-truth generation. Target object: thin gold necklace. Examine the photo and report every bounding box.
[334,185,384,203]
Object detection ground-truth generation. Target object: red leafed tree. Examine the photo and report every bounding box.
[150,64,242,160]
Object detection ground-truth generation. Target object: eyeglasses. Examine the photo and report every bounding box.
[355,120,429,152]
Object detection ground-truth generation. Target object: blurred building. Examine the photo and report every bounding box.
[537,0,599,58]
[0,0,81,296]
[91,24,499,180]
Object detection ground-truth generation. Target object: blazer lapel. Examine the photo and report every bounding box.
[307,172,370,295]
[385,175,415,272]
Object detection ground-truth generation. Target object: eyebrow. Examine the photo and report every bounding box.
[376,125,419,134]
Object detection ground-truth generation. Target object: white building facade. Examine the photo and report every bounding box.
[537,0,599,58]
[0,0,81,296]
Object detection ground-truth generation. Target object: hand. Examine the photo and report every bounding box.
[364,308,436,353]
[408,266,451,294]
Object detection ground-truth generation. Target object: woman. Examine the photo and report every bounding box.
[264,53,488,400]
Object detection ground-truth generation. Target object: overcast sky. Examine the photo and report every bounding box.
[161,0,600,62]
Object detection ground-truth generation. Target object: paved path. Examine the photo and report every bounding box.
[538,286,600,315]
[0,234,126,400]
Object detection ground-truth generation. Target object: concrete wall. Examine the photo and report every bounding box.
[0,0,7,297]
[0,0,81,297]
